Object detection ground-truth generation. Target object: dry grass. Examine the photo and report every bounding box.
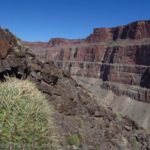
[0,78,58,150]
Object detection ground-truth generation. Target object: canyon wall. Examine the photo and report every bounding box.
[87,20,150,42]
[23,20,150,102]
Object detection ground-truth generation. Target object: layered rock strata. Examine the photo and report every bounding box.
[23,20,150,102]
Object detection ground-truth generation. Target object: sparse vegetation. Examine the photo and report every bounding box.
[115,112,123,121]
[130,137,139,147]
[67,134,80,147]
[0,78,58,150]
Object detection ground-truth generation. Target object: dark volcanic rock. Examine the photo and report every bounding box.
[0,28,17,58]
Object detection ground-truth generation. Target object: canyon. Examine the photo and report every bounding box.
[23,20,150,131]
[24,20,150,102]
[2,26,150,150]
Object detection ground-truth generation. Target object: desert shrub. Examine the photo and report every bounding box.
[115,112,123,121]
[67,134,80,146]
[0,78,58,150]
[130,137,139,147]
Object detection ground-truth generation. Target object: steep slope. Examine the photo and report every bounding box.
[23,20,150,102]
[74,76,150,133]
[1,27,150,149]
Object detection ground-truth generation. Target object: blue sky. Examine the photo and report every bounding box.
[0,0,149,41]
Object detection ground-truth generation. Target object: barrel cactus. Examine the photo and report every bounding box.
[0,78,58,150]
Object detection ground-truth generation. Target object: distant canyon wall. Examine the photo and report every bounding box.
[23,20,150,102]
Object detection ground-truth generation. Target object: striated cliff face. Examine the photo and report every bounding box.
[87,20,150,42]
[48,38,84,46]
[23,20,150,102]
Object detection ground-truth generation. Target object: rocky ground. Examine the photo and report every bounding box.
[1,27,150,150]
[73,76,150,133]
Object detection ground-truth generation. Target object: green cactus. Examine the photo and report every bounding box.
[0,78,58,150]
[67,134,80,147]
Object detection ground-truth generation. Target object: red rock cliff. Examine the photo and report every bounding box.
[86,20,150,42]
[23,20,150,102]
